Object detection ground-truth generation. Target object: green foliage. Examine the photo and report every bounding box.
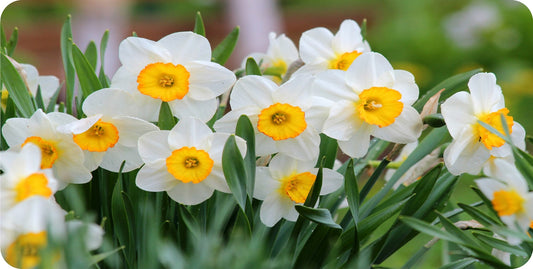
[1,53,36,117]
[212,27,239,65]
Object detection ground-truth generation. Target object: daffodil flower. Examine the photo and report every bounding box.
[214,75,329,161]
[2,110,92,188]
[110,32,236,122]
[441,72,526,175]
[312,52,422,158]
[242,32,299,82]
[0,144,59,213]
[60,88,159,173]
[253,154,343,227]
[136,117,246,205]
[295,19,371,76]
[475,161,533,245]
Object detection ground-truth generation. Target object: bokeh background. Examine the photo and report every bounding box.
[1,0,533,267]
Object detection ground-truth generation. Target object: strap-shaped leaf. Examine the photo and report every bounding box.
[99,30,110,87]
[61,15,75,114]
[295,205,341,229]
[0,53,35,117]
[158,102,176,130]
[84,41,98,71]
[245,57,261,75]
[235,115,255,200]
[222,135,248,212]
[212,27,239,65]
[71,42,102,99]
[193,11,206,37]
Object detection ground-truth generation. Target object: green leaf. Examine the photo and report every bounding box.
[413,68,481,112]
[317,133,338,169]
[423,113,445,127]
[513,147,533,188]
[212,27,239,65]
[45,83,62,113]
[245,57,262,75]
[235,115,256,200]
[99,30,110,87]
[360,158,390,203]
[400,164,442,217]
[473,232,529,257]
[344,159,360,223]
[437,212,480,247]
[193,11,206,37]
[457,203,501,227]
[158,102,177,130]
[293,224,342,268]
[71,42,102,99]
[84,41,98,71]
[90,246,125,265]
[111,167,134,268]
[400,216,458,242]
[0,53,35,117]
[471,186,501,221]
[222,135,248,211]
[34,87,45,110]
[291,164,324,239]
[6,26,18,56]
[61,15,75,114]
[438,258,477,269]
[295,205,342,229]
[357,195,411,241]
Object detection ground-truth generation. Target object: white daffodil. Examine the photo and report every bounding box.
[60,88,159,173]
[0,144,59,213]
[254,154,343,227]
[1,63,59,110]
[475,161,533,245]
[242,32,299,82]
[0,197,104,269]
[136,117,246,205]
[110,32,236,122]
[441,72,526,176]
[295,19,371,76]
[312,52,422,158]
[2,109,92,188]
[214,75,329,161]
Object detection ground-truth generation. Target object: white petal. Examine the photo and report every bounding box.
[53,146,92,185]
[2,117,33,146]
[82,151,104,172]
[306,96,334,131]
[274,75,313,109]
[268,33,299,64]
[268,153,316,179]
[202,166,230,193]
[320,168,344,195]
[112,116,158,147]
[291,63,328,77]
[166,182,214,205]
[443,128,490,175]
[136,159,177,191]
[119,36,171,74]
[87,88,161,122]
[168,95,218,122]
[230,75,276,110]
[299,27,335,64]
[260,193,294,227]
[468,72,505,114]
[322,100,361,141]
[312,70,357,101]
[138,130,171,164]
[37,75,60,104]
[254,167,278,200]
[441,91,476,138]
[345,52,394,92]
[372,106,422,144]
[21,63,39,95]
[332,19,363,54]
[168,117,213,149]
[110,67,139,94]
[58,115,100,134]
[66,221,104,251]
[207,134,247,163]
[185,61,236,100]
[100,144,144,173]
[391,70,419,105]
[157,32,211,63]
[337,129,373,158]
[213,107,260,134]
[510,121,526,150]
[276,128,320,161]
[475,178,506,200]
[255,132,278,157]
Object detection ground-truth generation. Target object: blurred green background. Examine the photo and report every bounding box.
[1,0,533,267]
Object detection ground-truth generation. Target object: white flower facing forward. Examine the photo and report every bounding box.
[242,32,299,82]
[214,75,328,161]
[313,52,422,158]
[110,32,236,122]
[0,197,104,269]
[295,19,371,76]
[441,72,526,176]
[475,161,533,245]
[136,117,246,205]
[61,88,159,173]
[1,110,92,188]
[254,154,343,227]
[0,144,59,213]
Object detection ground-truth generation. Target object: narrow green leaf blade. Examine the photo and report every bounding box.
[158,102,176,130]
[6,26,18,56]
[212,27,239,65]
[295,205,341,229]
[235,115,256,200]
[222,135,248,211]
[0,53,35,117]
[473,232,529,257]
[317,133,338,169]
[71,42,102,99]
[245,57,261,75]
[344,159,360,223]
[193,11,206,37]
[99,30,110,87]
[84,41,98,71]
[61,15,75,114]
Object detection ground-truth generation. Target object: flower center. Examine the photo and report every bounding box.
[166,147,214,184]
[21,137,58,169]
[257,103,307,141]
[6,232,47,269]
[474,108,514,150]
[14,173,52,202]
[356,87,403,127]
[73,119,119,152]
[137,62,190,102]
[329,50,362,71]
[279,172,316,203]
[492,189,524,216]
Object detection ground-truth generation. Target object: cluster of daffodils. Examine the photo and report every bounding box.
[1,17,531,267]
